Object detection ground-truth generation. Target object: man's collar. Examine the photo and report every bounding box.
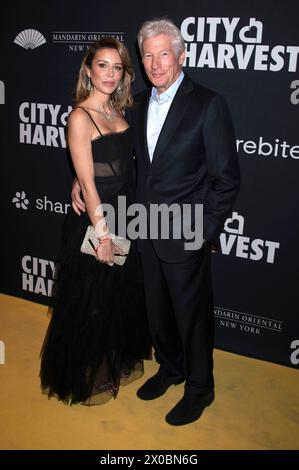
[151,70,185,103]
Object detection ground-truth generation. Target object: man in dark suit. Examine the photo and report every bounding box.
[130,18,240,426]
[72,18,240,426]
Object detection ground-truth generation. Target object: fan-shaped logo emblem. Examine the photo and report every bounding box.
[12,191,29,210]
[14,29,46,50]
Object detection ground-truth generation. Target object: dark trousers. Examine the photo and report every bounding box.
[140,240,214,395]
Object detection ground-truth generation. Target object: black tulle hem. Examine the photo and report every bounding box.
[40,359,146,406]
[39,223,152,406]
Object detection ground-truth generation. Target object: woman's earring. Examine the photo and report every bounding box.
[87,76,92,92]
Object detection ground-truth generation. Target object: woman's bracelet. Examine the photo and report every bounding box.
[98,235,111,244]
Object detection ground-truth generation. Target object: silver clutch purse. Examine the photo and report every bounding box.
[80,225,131,266]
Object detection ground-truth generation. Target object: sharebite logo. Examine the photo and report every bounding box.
[12,191,29,210]
[220,212,280,263]
[12,189,70,215]
[181,17,299,72]
[237,136,299,160]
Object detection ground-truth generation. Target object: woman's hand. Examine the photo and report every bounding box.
[95,239,124,265]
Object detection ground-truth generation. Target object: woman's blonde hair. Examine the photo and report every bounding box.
[75,37,134,110]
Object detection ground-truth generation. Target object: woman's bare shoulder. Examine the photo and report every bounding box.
[68,105,91,129]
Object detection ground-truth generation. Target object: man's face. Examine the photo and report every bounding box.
[142,34,185,94]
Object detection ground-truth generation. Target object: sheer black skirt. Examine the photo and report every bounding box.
[40,209,152,405]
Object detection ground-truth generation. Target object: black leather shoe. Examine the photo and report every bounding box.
[165,390,215,426]
[137,371,184,400]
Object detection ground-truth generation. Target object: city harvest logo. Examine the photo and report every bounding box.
[52,31,124,52]
[12,190,70,215]
[181,17,299,72]
[220,212,280,263]
[19,102,72,148]
[22,256,55,297]
[237,136,299,160]
[12,191,29,210]
[214,307,283,335]
[14,29,46,50]
[0,80,4,104]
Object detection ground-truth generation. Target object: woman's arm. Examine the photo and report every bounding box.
[68,109,107,233]
[67,109,122,263]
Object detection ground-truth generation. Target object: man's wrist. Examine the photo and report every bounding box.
[203,239,218,253]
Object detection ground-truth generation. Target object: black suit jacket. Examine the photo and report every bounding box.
[128,74,240,263]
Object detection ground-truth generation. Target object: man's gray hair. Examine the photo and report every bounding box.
[137,18,185,58]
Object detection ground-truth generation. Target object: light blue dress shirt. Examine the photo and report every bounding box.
[147,71,185,162]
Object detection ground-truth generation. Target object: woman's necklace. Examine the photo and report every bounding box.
[97,101,116,121]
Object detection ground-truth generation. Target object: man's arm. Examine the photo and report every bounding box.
[202,94,241,245]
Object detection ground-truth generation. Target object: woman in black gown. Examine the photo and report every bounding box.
[40,38,151,405]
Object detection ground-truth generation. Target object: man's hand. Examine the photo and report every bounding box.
[71,178,86,215]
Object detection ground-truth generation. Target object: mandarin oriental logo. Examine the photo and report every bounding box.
[14,29,46,50]
[214,307,283,336]
[52,31,124,52]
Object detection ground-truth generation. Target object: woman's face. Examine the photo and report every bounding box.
[87,47,124,96]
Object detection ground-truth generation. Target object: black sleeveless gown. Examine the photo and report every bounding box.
[40,109,152,405]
